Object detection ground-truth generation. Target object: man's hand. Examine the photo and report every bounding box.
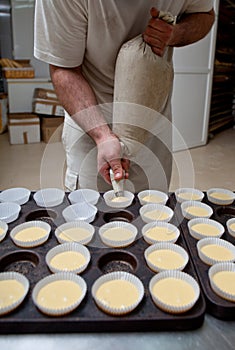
[143,7,174,57]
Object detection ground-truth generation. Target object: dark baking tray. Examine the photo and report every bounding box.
[0,192,206,334]
[174,192,235,320]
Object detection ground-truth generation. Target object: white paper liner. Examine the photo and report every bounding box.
[149,270,200,314]
[207,188,235,205]
[197,237,235,266]
[103,190,134,208]
[10,220,51,248]
[188,218,224,240]
[62,202,97,223]
[98,221,138,248]
[68,189,100,205]
[46,242,91,274]
[181,200,213,220]
[139,203,174,224]
[0,187,30,205]
[91,271,144,315]
[175,188,204,203]
[55,220,95,245]
[226,218,235,238]
[32,272,87,316]
[33,188,65,207]
[208,262,235,302]
[144,242,189,273]
[0,272,29,316]
[0,202,21,223]
[0,220,8,242]
[142,221,180,245]
[137,190,168,206]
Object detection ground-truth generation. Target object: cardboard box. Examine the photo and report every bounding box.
[8,113,40,144]
[33,88,64,117]
[41,116,64,143]
[0,94,8,134]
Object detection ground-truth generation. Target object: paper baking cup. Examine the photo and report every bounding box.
[149,270,200,314]
[55,220,95,245]
[0,220,8,242]
[142,221,180,245]
[137,190,168,206]
[0,202,21,223]
[208,262,235,302]
[62,202,97,223]
[32,272,87,316]
[226,218,235,238]
[10,220,51,248]
[0,187,30,205]
[103,190,134,209]
[91,271,144,315]
[144,242,189,273]
[188,218,224,240]
[139,203,174,224]
[197,237,235,266]
[181,200,213,220]
[46,242,91,274]
[98,221,138,248]
[68,188,100,205]
[175,188,204,203]
[0,272,29,316]
[207,188,235,205]
[33,188,65,207]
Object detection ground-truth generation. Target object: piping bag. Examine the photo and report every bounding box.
[109,168,124,197]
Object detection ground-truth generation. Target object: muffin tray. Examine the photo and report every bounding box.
[0,192,206,334]
[175,193,235,320]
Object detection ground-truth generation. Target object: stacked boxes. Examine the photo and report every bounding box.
[8,113,40,144]
[33,88,64,117]
[41,116,64,143]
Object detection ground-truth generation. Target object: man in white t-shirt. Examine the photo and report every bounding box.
[34,0,215,192]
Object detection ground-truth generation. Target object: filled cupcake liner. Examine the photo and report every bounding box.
[175,188,204,204]
[137,190,168,206]
[181,200,213,220]
[0,271,29,316]
[33,188,65,207]
[139,203,174,224]
[144,242,189,273]
[226,218,235,238]
[10,220,51,248]
[0,187,30,205]
[0,220,8,242]
[207,188,235,205]
[188,218,224,240]
[0,202,21,223]
[62,202,97,223]
[68,188,100,205]
[208,262,235,302]
[98,221,138,248]
[91,271,144,316]
[46,242,91,274]
[142,221,180,245]
[103,190,134,208]
[32,272,87,316]
[149,270,200,314]
[55,220,95,245]
[197,237,235,266]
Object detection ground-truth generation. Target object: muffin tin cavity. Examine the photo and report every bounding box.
[102,210,135,223]
[25,209,58,225]
[98,251,138,274]
[0,250,40,275]
[215,206,235,220]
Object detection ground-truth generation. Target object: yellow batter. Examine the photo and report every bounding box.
[152,277,195,307]
[185,206,209,217]
[0,228,4,236]
[229,223,235,232]
[191,223,220,237]
[111,196,129,203]
[142,194,163,203]
[102,227,133,241]
[37,280,82,310]
[145,226,176,241]
[96,279,139,309]
[147,249,185,270]
[201,244,234,261]
[59,227,91,242]
[210,192,233,201]
[14,227,47,242]
[144,209,170,221]
[178,193,201,201]
[0,280,25,308]
[212,271,235,296]
[49,251,86,271]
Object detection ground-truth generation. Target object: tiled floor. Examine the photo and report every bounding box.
[0,127,235,191]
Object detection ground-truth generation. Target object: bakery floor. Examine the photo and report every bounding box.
[1,127,235,350]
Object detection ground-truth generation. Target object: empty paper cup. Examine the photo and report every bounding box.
[68,189,100,205]
[62,203,97,223]
[33,188,65,207]
[0,202,21,223]
[0,187,30,205]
